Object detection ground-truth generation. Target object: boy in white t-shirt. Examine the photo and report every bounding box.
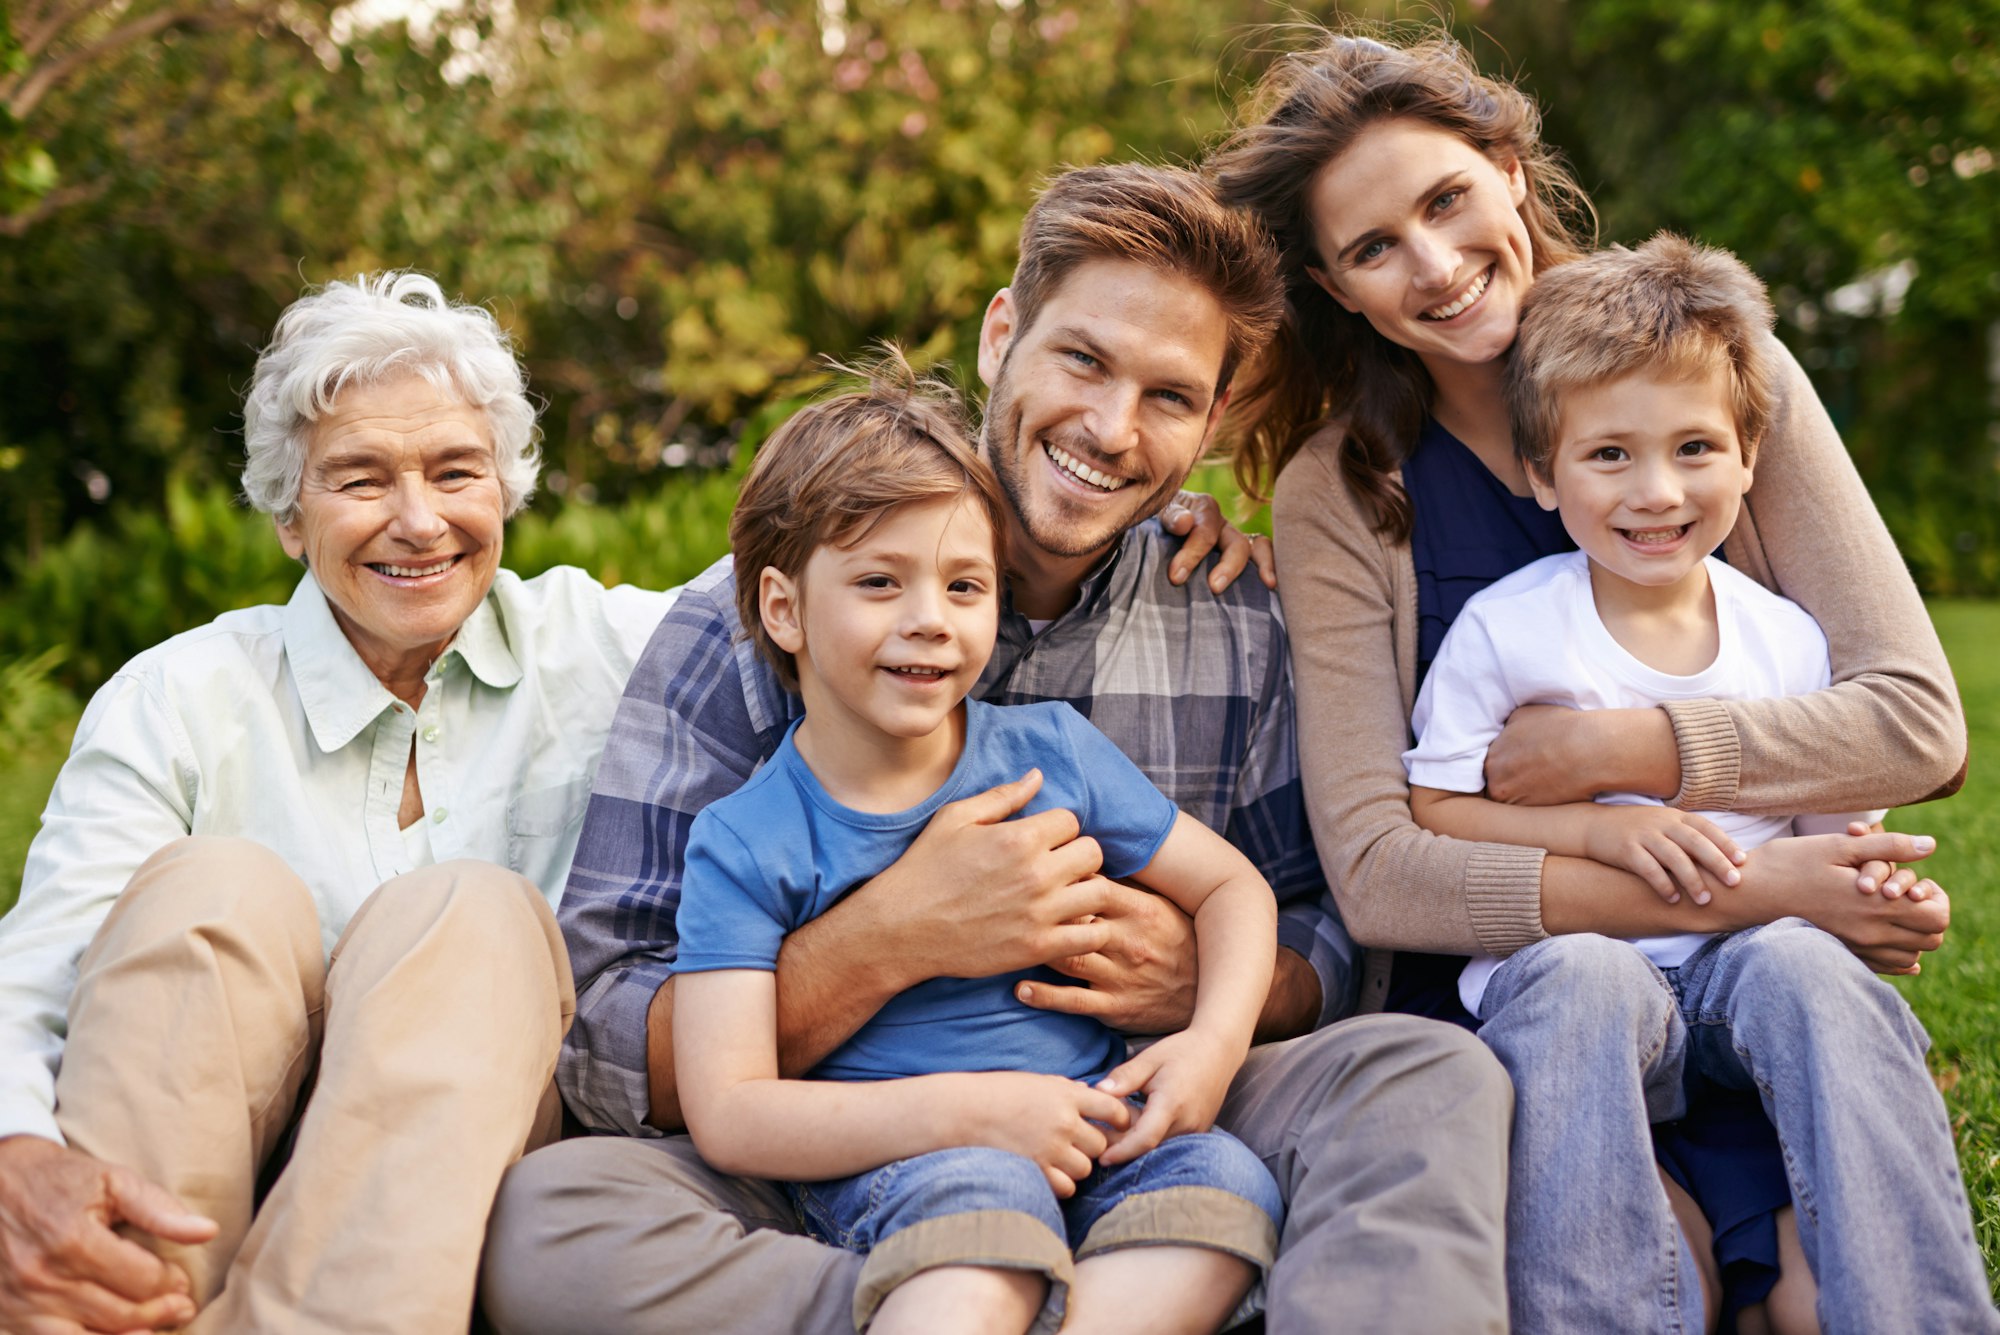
[1404,235,1880,1015]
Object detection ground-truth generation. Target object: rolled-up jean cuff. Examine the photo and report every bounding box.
[853,1209,1075,1333]
[1074,1185,1280,1272]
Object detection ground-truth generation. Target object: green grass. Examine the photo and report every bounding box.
[1,602,1997,1289]
[1893,601,2000,1295]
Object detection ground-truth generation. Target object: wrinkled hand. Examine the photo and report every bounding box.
[1093,1029,1241,1166]
[864,770,1118,981]
[1583,806,1744,906]
[949,1073,1131,1198]
[1014,882,1198,1034]
[1731,832,1947,974]
[0,1135,216,1335]
[1160,491,1277,593]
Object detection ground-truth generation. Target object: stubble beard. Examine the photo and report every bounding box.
[981,364,1184,562]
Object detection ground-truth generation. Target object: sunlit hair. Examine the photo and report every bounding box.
[1509,233,1777,480]
[1010,163,1284,397]
[730,347,1007,694]
[241,271,540,524]
[1208,25,1596,534]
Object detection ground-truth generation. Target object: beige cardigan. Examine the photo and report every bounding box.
[1272,336,1968,1014]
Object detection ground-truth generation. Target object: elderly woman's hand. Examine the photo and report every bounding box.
[0,1136,216,1333]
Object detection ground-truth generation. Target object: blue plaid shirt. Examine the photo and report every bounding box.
[558,519,1357,1134]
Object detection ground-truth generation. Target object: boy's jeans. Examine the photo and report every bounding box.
[1478,918,1997,1335]
[791,1126,1282,1333]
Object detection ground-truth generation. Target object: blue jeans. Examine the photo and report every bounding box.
[1477,919,1998,1334]
[790,1128,1282,1333]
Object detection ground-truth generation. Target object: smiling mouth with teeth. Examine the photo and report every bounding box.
[1419,265,1494,321]
[884,666,950,680]
[370,557,458,578]
[1617,524,1693,545]
[1043,441,1131,492]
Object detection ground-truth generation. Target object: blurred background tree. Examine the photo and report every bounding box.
[2,0,1997,696]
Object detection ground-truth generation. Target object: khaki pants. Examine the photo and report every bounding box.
[482,1013,1514,1335]
[54,837,574,1335]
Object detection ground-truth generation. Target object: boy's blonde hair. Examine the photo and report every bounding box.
[1508,233,1777,480]
[729,349,1008,693]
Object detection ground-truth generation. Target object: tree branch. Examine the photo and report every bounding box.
[0,178,107,237]
[9,2,246,122]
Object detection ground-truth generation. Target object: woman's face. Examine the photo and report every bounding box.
[1304,118,1534,377]
[275,372,508,685]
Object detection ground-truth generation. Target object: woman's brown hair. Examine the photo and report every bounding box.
[1209,27,1596,538]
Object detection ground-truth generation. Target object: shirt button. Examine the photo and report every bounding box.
[432,808,449,824]
[422,726,440,743]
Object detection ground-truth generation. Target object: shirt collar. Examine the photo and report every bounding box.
[1000,526,1134,627]
[282,571,522,753]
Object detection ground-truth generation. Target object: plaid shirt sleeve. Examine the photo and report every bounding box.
[556,560,790,1134]
[1228,597,1361,1028]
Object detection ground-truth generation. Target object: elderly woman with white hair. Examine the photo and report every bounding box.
[0,273,675,1334]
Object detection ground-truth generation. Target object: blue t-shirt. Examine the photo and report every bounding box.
[674,698,1181,1084]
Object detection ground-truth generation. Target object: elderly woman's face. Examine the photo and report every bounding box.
[276,373,507,683]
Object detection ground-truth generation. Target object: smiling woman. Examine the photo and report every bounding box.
[0,273,676,1333]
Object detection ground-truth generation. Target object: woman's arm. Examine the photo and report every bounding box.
[672,969,1128,1191]
[1485,338,1965,815]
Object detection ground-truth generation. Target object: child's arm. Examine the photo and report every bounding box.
[674,968,1130,1194]
[1093,812,1276,1164]
[1409,785,1746,907]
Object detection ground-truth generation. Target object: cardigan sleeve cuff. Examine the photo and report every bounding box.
[1464,843,1548,956]
[1661,698,1741,812]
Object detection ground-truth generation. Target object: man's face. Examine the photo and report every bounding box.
[977,257,1230,565]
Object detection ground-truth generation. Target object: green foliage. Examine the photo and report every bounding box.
[0,649,78,918]
[1893,601,2000,1297]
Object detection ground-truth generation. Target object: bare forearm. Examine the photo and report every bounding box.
[1187,881,1276,1052]
[689,1073,969,1182]
[643,900,920,1133]
[1413,787,1602,860]
[1255,947,1323,1043]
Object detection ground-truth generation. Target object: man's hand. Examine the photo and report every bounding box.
[0,1135,216,1334]
[942,1073,1131,1199]
[1582,806,1745,906]
[851,770,1118,985]
[1013,882,1198,1034]
[1728,831,1947,974]
[1160,492,1277,593]
[1094,1028,1240,1166]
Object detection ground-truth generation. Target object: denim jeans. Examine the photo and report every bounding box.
[1477,919,1998,1334]
[790,1128,1282,1332]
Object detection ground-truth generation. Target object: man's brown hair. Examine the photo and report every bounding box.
[729,349,1007,693]
[1008,163,1284,397]
[1508,233,1777,480]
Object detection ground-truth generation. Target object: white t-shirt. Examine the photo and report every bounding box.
[1403,550,1876,1017]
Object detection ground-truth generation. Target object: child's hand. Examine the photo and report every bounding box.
[947,1072,1131,1199]
[1582,806,1745,905]
[1092,1029,1242,1167]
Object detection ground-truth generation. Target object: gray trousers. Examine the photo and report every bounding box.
[480,1014,1512,1334]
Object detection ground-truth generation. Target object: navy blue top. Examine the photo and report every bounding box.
[1393,419,1573,1024]
[1405,417,1575,686]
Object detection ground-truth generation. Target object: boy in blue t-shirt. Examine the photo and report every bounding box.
[671,357,1283,1335]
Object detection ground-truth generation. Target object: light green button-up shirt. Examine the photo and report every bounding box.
[0,565,675,1143]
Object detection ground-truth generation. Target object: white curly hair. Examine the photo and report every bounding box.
[240,271,540,523]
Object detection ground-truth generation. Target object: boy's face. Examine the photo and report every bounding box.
[1528,365,1753,592]
[761,494,1001,744]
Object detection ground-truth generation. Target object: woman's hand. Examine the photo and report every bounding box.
[1160,491,1277,593]
[1485,705,1680,806]
[1092,1028,1241,1166]
[1726,831,1947,974]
